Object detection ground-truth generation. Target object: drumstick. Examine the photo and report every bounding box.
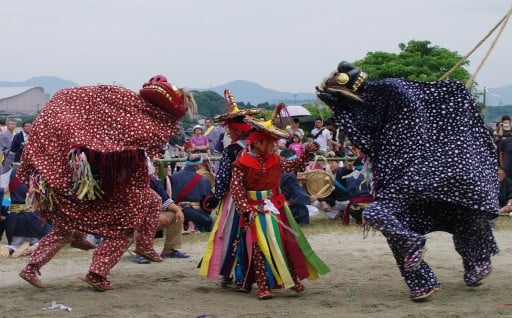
[315,182,332,197]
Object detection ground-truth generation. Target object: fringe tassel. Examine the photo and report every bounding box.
[69,148,103,200]
[26,172,55,217]
[70,146,146,197]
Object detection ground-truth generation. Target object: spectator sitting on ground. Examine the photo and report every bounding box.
[151,175,189,259]
[314,153,353,220]
[341,158,373,225]
[133,163,189,263]
[170,154,214,233]
[2,167,52,257]
[279,149,317,224]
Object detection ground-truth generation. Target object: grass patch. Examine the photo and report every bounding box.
[494,215,512,230]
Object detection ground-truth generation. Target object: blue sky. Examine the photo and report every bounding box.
[1,0,511,93]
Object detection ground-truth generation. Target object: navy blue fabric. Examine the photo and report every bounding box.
[170,166,213,231]
[280,173,310,224]
[328,78,499,293]
[214,142,244,200]
[150,176,169,203]
[170,166,212,202]
[5,167,52,243]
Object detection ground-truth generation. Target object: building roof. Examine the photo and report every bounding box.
[0,87,37,99]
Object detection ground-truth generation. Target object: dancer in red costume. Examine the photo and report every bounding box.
[228,110,330,300]
[18,75,196,291]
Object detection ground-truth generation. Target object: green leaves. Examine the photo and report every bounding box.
[355,40,471,83]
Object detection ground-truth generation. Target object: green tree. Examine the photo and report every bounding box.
[316,40,487,111]
[354,40,471,83]
[191,90,226,118]
[304,101,332,119]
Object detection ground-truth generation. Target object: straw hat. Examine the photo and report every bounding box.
[244,116,290,140]
[244,102,293,141]
[211,89,261,123]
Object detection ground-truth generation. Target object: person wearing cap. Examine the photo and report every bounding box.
[199,90,262,287]
[17,75,196,291]
[314,152,353,220]
[228,114,329,300]
[170,153,214,234]
[190,124,210,155]
[316,61,498,301]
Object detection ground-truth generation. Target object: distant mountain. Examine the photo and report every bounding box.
[2,76,511,108]
[486,85,512,106]
[194,80,317,105]
[485,105,512,123]
[0,76,79,96]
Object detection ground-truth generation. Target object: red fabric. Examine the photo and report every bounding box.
[230,151,313,284]
[248,131,276,144]
[279,209,309,279]
[175,173,203,204]
[227,121,251,133]
[9,176,21,193]
[238,152,279,171]
[72,146,146,197]
[246,190,285,210]
[139,75,186,117]
[342,195,373,225]
[236,155,281,191]
[231,152,310,213]
[16,85,182,237]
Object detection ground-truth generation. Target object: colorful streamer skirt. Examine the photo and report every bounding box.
[199,191,240,280]
[201,189,329,289]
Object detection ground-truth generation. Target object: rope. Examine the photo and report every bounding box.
[439,7,512,82]
[466,6,512,88]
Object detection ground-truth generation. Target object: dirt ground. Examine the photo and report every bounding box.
[2,223,512,318]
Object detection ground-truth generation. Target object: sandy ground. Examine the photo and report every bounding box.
[2,223,512,318]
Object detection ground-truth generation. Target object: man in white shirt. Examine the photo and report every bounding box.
[311,118,332,156]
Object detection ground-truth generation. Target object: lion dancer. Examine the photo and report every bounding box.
[316,61,498,301]
[18,75,196,291]
[229,113,329,300]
